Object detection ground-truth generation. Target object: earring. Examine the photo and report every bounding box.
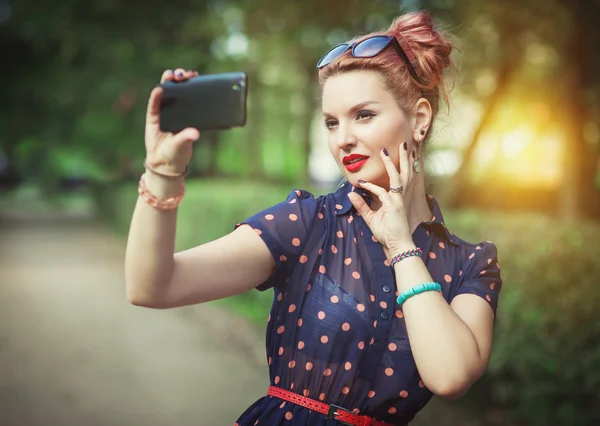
[414,137,423,174]
[413,159,422,173]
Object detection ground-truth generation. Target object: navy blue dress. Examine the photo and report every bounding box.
[234,181,502,426]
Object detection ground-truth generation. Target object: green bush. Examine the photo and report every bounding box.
[98,180,600,426]
[450,210,600,426]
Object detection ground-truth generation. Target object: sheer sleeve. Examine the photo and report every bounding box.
[235,189,318,291]
[453,241,503,316]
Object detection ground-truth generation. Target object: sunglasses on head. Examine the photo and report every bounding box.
[316,35,422,84]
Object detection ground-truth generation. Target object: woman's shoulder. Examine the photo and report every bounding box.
[280,187,342,210]
[423,196,500,271]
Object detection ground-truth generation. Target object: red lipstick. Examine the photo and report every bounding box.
[343,154,370,172]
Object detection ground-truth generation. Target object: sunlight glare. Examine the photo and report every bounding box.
[501,128,533,159]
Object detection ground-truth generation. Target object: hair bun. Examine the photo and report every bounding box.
[389,11,455,102]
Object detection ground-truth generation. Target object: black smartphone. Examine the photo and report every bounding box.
[159,72,248,133]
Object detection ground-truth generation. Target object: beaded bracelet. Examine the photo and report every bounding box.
[138,173,185,210]
[390,247,422,269]
[397,282,442,307]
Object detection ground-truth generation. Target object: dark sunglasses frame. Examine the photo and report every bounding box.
[316,35,422,84]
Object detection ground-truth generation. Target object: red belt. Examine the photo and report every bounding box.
[267,386,395,426]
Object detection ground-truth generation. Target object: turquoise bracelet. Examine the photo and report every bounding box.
[396,282,442,307]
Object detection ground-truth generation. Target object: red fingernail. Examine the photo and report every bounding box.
[382,148,389,156]
[412,150,416,159]
[403,142,408,151]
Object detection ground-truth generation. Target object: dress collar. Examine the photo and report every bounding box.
[331,181,460,246]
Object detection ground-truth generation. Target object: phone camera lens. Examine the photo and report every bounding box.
[232,84,240,91]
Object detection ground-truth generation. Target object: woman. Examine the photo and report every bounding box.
[125,11,502,426]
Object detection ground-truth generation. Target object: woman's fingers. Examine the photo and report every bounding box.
[380,148,401,191]
[173,68,186,80]
[399,140,411,186]
[160,68,198,84]
[160,69,174,83]
[358,181,389,204]
[173,68,197,81]
[347,192,374,220]
[146,85,163,125]
[171,127,201,148]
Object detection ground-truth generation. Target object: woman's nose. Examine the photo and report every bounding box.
[336,125,357,149]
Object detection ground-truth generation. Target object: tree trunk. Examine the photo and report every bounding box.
[437,56,520,208]
[559,0,600,220]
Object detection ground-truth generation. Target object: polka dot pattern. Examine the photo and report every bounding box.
[233,185,502,426]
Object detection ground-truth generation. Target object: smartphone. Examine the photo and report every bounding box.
[159,72,248,133]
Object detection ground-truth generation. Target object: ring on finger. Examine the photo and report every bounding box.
[390,184,403,193]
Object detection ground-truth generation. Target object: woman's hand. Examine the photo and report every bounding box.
[144,68,201,175]
[347,141,417,255]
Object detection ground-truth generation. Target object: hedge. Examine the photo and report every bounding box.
[94,179,600,426]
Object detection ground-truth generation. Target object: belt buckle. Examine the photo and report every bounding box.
[327,404,354,425]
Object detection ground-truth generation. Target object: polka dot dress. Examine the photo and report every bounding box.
[233,182,502,425]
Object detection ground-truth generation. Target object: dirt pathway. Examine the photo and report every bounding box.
[0,213,269,426]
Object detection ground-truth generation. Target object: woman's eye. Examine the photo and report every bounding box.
[357,110,375,121]
[325,120,338,129]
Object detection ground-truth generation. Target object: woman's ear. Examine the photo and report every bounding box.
[412,98,432,142]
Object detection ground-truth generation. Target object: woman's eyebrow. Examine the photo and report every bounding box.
[322,101,380,118]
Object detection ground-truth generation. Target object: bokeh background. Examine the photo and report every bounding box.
[1,0,599,425]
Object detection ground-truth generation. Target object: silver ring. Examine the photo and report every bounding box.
[413,160,422,174]
[390,184,403,193]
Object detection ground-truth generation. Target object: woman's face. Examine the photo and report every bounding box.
[322,70,411,189]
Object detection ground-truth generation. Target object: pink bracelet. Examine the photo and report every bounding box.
[390,247,422,268]
[138,173,185,210]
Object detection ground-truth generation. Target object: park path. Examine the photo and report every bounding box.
[0,212,269,426]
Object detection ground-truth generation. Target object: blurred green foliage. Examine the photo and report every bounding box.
[3,0,600,424]
[92,179,600,426]
[451,209,600,426]
[3,0,598,199]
